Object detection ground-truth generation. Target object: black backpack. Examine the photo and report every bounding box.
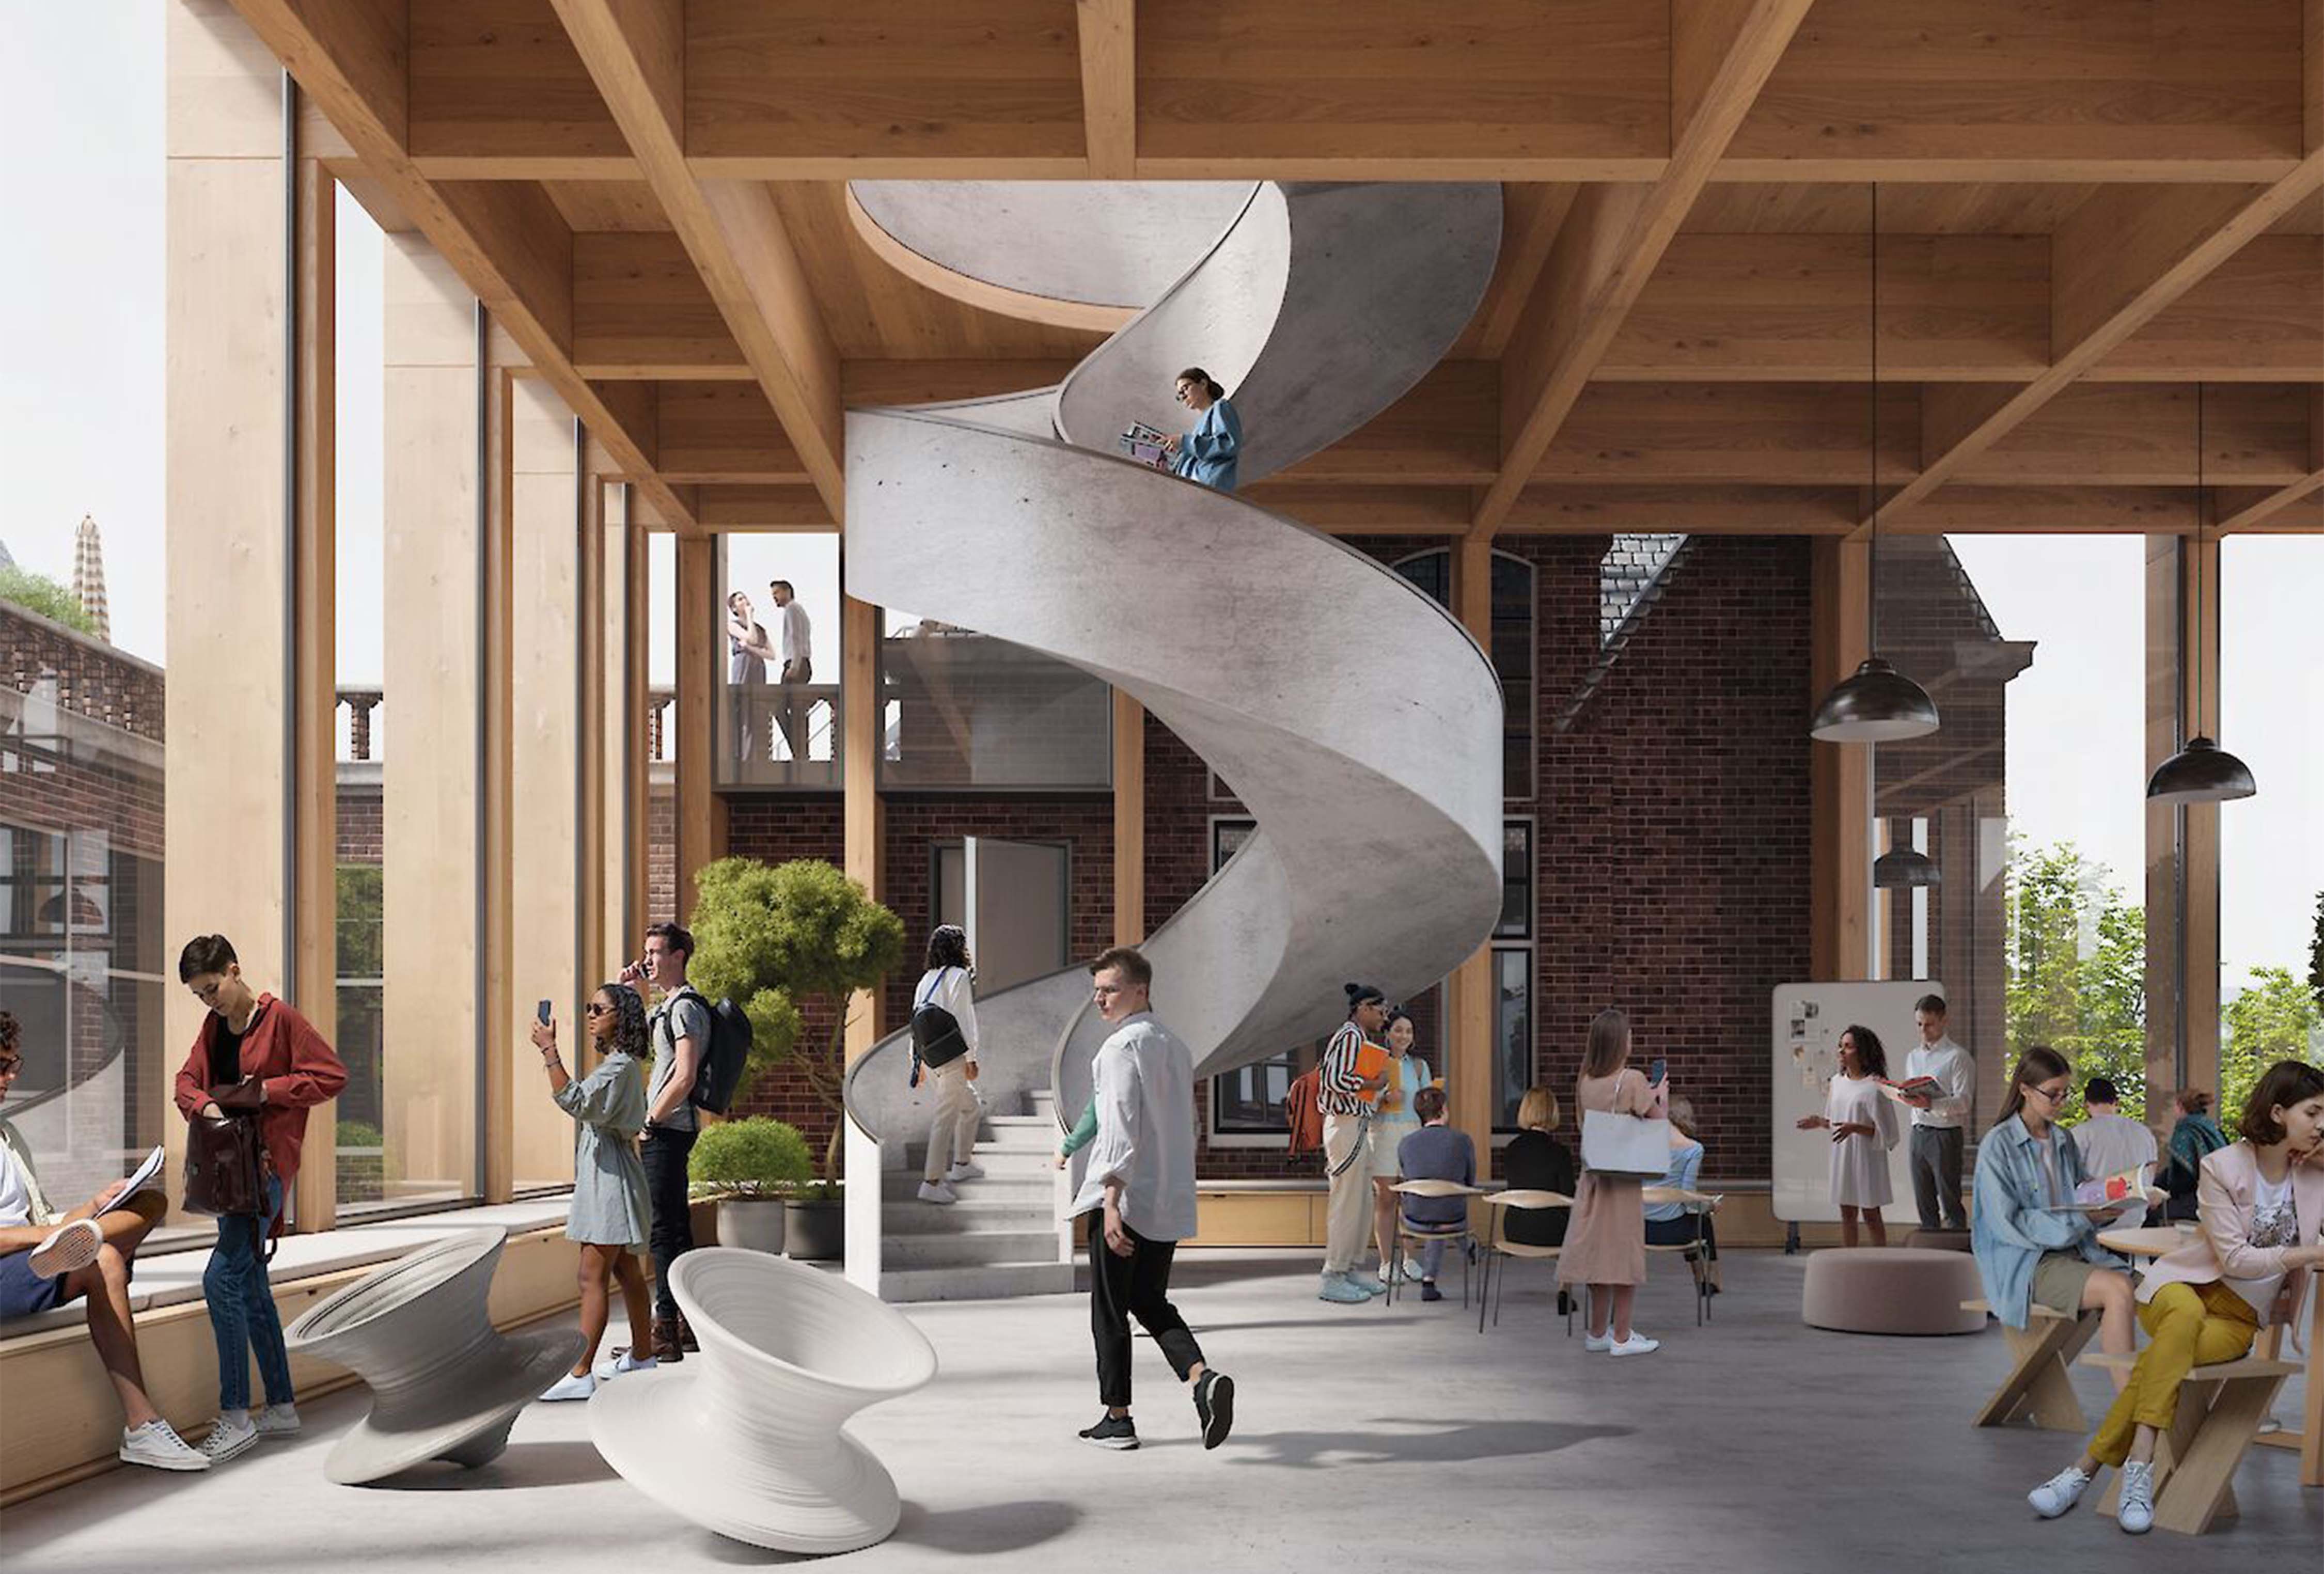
[909,968,971,1081]
[664,986,752,1115]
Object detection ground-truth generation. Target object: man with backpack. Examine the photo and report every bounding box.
[621,922,711,1363]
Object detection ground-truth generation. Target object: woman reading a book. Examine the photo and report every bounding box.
[1969,1046,2137,1382]
[1795,1025,1902,1247]
[2024,1059,2324,1534]
[1161,368,1242,492]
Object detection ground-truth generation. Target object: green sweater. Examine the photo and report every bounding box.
[1061,1102,1099,1157]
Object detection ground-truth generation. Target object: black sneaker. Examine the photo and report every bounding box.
[1420,1280,1444,1302]
[1078,1413,1139,1451]
[1192,1371,1235,1451]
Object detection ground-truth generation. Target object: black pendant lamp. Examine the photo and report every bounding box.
[1812,184,1940,744]
[2146,385,2257,805]
[1874,847,1940,889]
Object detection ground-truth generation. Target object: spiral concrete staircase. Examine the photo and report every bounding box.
[841,183,1506,1300]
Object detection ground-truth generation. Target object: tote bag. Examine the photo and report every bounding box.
[1580,1110,1673,1180]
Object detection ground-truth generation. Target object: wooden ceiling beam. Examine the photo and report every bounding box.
[230,0,696,529]
[1471,0,1816,540]
[1075,0,1136,179]
[1868,157,2324,533]
[2213,385,2324,532]
[551,0,847,520]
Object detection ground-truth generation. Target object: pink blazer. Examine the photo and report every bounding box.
[2137,1141,2324,1343]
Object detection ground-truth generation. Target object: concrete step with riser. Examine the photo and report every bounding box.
[878,1260,1076,1303]
[882,1169,1055,1204]
[881,1230,1064,1270]
[883,1199,1059,1236]
[897,1143,1058,1176]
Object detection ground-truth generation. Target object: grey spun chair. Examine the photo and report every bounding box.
[590,1248,938,1555]
[284,1226,583,1486]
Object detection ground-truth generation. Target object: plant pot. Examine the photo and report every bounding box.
[717,1197,789,1254]
[783,1198,845,1261]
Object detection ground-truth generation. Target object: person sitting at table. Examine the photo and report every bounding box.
[1644,1095,1717,1294]
[2024,1059,2324,1534]
[2158,1087,2229,1223]
[1970,1046,2138,1384]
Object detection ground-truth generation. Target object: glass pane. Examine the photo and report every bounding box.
[1493,948,1532,1130]
[718,536,840,789]
[878,607,1111,790]
[1496,821,1532,939]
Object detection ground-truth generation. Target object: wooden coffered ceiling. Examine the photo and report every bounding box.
[237,0,2322,539]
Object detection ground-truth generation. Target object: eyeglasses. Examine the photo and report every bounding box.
[585,1003,613,1017]
[2027,1083,2068,1104]
[0,1057,21,1076]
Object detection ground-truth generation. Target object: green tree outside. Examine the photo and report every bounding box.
[2220,966,2324,1119]
[0,565,101,637]
[2005,839,2146,1121]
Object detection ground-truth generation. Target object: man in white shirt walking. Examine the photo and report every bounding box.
[769,579,813,765]
[1897,993,1973,1231]
[1067,946,1235,1453]
[2071,1077,2158,1182]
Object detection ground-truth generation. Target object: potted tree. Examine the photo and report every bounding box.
[689,1116,814,1254]
[688,856,905,1261]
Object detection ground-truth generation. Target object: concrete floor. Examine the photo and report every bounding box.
[5,1250,2316,1571]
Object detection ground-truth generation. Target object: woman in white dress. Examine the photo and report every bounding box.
[1797,1025,1901,1247]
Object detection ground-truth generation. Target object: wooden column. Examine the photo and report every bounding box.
[1810,536,1873,981]
[164,1,293,1217]
[843,593,884,1062]
[1445,538,1498,1166]
[615,487,649,959]
[1112,691,1145,946]
[671,533,727,921]
[289,146,338,1233]
[2144,534,2222,1106]
[479,354,517,1204]
[576,452,609,996]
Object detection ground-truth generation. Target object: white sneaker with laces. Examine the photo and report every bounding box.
[197,1416,260,1464]
[30,1218,102,1279]
[540,1370,597,1403]
[600,1349,657,1377]
[2116,1460,2156,1533]
[1583,1331,1614,1352]
[255,1403,301,1437]
[1607,1333,1660,1357]
[917,1179,957,1204]
[119,1419,210,1472]
[2026,1465,2091,1518]
[945,1161,986,1182]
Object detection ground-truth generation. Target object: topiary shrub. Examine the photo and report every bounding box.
[688,1116,814,1199]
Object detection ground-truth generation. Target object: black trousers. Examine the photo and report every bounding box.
[1088,1216,1204,1409]
[643,1126,698,1320]
[1908,1124,1968,1230]
[1644,1214,1719,1261]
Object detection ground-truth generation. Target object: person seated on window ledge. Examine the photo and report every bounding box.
[0,1010,206,1471]
[1503,1085,1579,1315]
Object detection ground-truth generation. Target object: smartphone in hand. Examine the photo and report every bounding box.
[1647,1058,1668,1087]
[537,998,553,1026]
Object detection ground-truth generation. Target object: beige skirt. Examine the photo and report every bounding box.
[1556,1169,1647,1288]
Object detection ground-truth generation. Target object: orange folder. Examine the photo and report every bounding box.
[1353,1041,1391,1107]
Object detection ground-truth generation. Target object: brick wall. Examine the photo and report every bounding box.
[2,603,164,744]
[336,782,382,864]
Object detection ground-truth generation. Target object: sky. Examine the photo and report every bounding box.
[3,5,2317,997]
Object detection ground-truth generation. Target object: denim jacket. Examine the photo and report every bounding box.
[1971,1114,2126,1328]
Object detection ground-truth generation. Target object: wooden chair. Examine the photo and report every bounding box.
[2077,1349,2301,1534]
[1386,1179,1482,1308]
[1641,1187,1720,1327]
[1477,1190,1573,1336]
[1960,1298,2101,1431]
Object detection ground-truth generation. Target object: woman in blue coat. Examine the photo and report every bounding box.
[1164,367,1242,492]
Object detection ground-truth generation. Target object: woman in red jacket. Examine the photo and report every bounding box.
[173,934,347,1464]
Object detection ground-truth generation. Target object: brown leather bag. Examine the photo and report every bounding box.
[183,1078,270,1217]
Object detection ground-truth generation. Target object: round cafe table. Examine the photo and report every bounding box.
[2096,1225,2193,1258]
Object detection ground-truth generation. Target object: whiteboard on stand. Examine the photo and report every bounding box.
[1770,981,1947,1226]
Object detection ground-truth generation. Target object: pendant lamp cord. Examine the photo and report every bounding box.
[1867,182,1881,652]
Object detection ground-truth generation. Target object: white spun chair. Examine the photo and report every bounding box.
[284,1226,582,1486]
[590,1247,938,1555]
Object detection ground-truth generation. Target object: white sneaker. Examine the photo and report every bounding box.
[2116,1460,2155,1534]
[604,1350,656,1376]
[197,1416,259,1463]
[2027,1465,2091,1519]
[1583,1331,1614,1352]
[1607,1333,1660,1357]
[917,1180,957,1204]
[255,1403,301,1437]
[118,1419,210,1472]
[30,1218,102,1279]
[945,1161,986,1182]
[539,1371,596,1403]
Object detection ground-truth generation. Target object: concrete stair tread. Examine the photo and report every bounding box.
[878,1260,1077,1303]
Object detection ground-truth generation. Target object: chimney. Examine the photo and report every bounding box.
[72,514,111,642]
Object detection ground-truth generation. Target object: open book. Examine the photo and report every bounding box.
[2038,1163,2165,1213]
[1119,422,1172,470]
[1878,1076,1944,1105]
[102,1145,166,1214]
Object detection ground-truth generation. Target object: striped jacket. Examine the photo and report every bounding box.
[1317,1022,1370,1119]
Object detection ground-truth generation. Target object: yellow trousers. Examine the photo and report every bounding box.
[2088,1280,2259,1467]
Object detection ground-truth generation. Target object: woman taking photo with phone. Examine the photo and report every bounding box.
[532,984,656,1401]
[1558,1007,1667,1356]
[2023,1059,2324,1534]
[1796,1025,1902,1247]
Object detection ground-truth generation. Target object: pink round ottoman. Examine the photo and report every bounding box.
[1801,1246,1986,1335]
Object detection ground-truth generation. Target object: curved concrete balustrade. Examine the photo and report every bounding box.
[589,1249,937,1554]
[848,181,1255,325]
[843,182,1505,1164]
[282,1227,582,1486]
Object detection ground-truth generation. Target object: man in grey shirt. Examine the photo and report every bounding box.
[1067,946,1235,1453]
[1394,1087,1476,1302]
[621,921,709,1362]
